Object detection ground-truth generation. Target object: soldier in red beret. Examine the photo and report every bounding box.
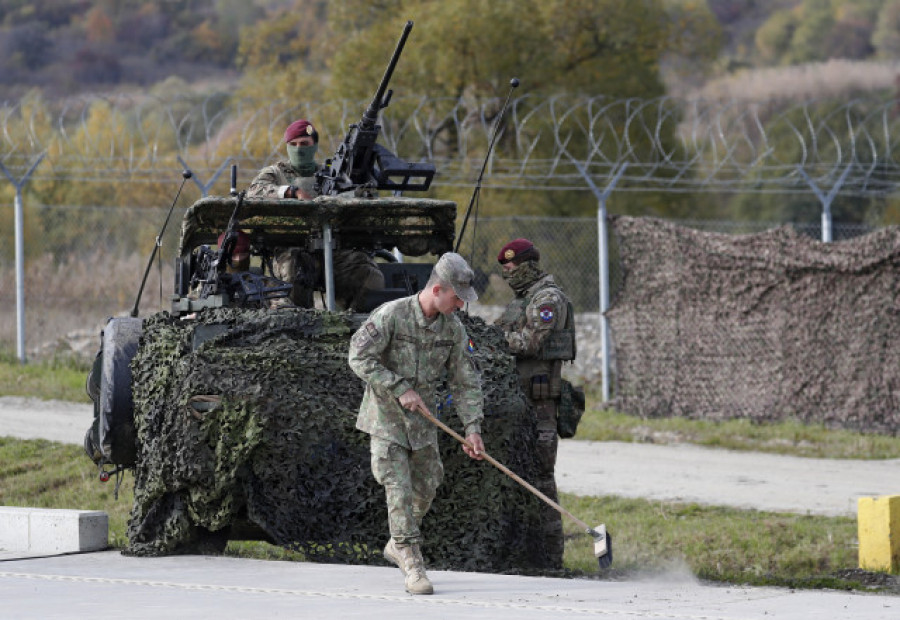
[247,118,385,309]
[217,230,251,272]
[248,118,321,200]
[494,237,577,568]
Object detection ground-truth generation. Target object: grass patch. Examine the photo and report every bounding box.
[559,493,887,591]
[578,387,900,460]
[3,437,895,592]
[0,347,92,403]
[0,438,133,548]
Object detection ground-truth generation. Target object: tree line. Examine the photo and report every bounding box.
[3,0,900,241]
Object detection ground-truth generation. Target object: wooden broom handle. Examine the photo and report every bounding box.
[416,404,594,533]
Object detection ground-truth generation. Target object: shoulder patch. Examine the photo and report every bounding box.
[351,321,381,351]
[365,322,379,339]
[539,305,555,323]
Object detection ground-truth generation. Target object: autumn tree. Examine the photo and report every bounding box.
[232,0,721,218]
[873,0,900,58]
[753,0,897,65]
[235,0,330,102]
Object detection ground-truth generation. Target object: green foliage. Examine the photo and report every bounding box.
[750,0,900,66]
[788,0,838,64]
[755,9,798,63]
[320,0,721,101]
[723,98,898,225]
[873,0,900,57]
[234,0,723,104]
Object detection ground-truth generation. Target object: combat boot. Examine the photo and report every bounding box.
[383,539,433,595]
[383,538,407,576]
[404,544,433,595]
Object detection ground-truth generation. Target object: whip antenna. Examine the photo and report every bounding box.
[131,169,193,317]
[454,77,519,256]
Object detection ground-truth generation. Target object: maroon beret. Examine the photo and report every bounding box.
[218,230,251,257]
[283,119,319,143]
[498,238,540,264]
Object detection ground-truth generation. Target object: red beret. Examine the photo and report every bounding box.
[218,230,251,257]
[283,119,318,143]
[498,238,540,264]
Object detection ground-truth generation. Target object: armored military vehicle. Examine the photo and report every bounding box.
[81,21,562,572]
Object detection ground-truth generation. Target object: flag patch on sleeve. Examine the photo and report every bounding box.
[539,305,554,323]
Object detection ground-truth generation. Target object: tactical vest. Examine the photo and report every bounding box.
[496,282,576,360]
[497,280,576,397]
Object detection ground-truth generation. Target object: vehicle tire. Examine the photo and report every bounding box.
[98,317,143,467]
[85,351,101,402]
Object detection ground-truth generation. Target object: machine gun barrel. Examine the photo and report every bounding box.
[317,20,433,196]
[361,20,413,130]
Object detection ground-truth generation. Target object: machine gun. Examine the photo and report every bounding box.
[196,189,245,300]
[189,187,292,308]
[315,20,435,196]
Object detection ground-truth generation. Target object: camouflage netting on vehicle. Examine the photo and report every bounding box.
[178,196,457,258]
[608,216,900,433]
[126,306,559,571]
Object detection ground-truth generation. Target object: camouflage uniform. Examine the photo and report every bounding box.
[247,161,384,310]
[495,261,572,566]
[348,294,483,545]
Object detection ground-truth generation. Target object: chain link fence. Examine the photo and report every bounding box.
[2,91,897,414]
[0,202,879,365]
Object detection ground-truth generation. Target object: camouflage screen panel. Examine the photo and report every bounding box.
[126,307,560,572]
[608,216,900,432]
[178,196,457,258]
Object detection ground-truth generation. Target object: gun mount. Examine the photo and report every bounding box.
[316,20,435,196]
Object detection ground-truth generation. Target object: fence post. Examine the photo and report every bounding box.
[177,156,232,197]
[0,154,45,363]
[797,164,852,243]
[571,161,628,403]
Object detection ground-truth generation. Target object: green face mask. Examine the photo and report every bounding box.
[502,260,543,295]
[287,143,318,175]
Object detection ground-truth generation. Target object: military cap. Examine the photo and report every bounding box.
[434,252,478,303]
[497,238,540,265]
[283,118,319,143]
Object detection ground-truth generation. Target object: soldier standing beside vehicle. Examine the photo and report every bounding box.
[348,252,485,595]
[247,118,384,309]
[494,238,581,568]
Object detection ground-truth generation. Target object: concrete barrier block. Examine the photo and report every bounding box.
[0,507,108,554]
[0,507,30,552]
[857,495,900,573]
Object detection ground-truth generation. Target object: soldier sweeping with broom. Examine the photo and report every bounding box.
[348,252,485,595]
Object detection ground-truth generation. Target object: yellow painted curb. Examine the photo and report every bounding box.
[858,495,900,573]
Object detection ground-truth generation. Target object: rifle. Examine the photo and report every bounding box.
[315,20,435,196]
[198,189,245,299]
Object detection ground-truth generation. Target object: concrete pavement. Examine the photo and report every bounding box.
[0,550,897,620]
[557,440,900,517]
